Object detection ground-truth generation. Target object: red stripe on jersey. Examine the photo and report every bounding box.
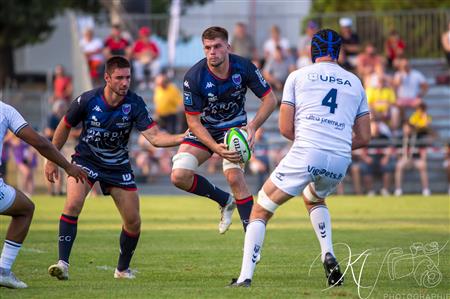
[146,122,157,130]
[185,110,201,115]
[63,116,72,128]
[261,88,272,98]
[181,141,210,152]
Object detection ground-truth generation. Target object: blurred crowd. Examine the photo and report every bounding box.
[6,19,449,197]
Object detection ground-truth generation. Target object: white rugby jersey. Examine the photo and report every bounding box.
[281,62,369,157]
[0,101,28,165]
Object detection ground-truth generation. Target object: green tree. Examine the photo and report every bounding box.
[0,0,101,87]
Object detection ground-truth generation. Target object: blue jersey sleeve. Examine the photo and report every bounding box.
[134,97,155,131]
[64,94,89,127]
[183,72,203,115]
[245,60,272,98]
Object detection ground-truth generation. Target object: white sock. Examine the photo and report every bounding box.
[0,240,22,271]
[309,206,334,262]
[237,219,266,283]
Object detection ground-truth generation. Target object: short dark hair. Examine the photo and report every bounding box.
[105,56,130,74]
[202,26,228,42]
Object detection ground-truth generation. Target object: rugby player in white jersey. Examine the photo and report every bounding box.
[0,102,86,288]
[229,29,371,287]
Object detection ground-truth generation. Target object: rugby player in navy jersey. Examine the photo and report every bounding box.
[45,56,184,280]
[170,27,278,235]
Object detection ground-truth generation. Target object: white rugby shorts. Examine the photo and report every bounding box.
[269,147,351,197]
[0,178,17,213]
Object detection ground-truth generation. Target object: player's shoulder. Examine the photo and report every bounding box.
[126,90,146,106]
[229,53,251,66]
[185,58,207,79]
[76,87,102,104]
[331,64,364,89]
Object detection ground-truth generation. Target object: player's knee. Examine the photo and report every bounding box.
[172,152,199,172]
[124,217,141,233]
[170,169,193,189]
[64,202,83,216]
[302,183,324,204]
[225,172,242,188]
[256,189,279,214]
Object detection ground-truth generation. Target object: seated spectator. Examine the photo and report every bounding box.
[263,46,293,92]
[263,25,290,64]
[364,62,390,89]
[44,100,68,196]
[296,21,319,69]
[393,58,428,113]
[11,136,38,198]
[131,26,161,90]
[366,75,400,130]
[336,152,363,195]
[248,128,270,191]
[135,135,171,182]
[103,24,131,59]
[360,120,396,196]
[356,43,384,79]
[339,17,360,69]
[385,30,406,69]
[0,131,13,183]
[79,27,104,80]
[51,64,73,103]
[153,72,183,134]
[231,22,258,63]
[395,108,432,196]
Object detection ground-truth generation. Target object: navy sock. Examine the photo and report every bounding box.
[117,228,140,271]
[58,214,78,264]
[187,174,230,207]
[236,196,254,231]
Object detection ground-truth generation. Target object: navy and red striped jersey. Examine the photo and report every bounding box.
[64,87,154,170]
[183,54,271,130]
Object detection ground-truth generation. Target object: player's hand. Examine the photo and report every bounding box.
[64,164,88,184]
[215,143,241,163]
[45,161,59,183]
[242,125,256,149]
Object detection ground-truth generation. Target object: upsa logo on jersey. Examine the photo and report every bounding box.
[122,104,131,115]
[232,74,242,85]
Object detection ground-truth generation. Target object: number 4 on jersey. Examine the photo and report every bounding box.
[322,88,338,114]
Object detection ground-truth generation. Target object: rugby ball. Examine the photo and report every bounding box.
[225,127,251,163]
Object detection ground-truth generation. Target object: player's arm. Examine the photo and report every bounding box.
[352,114,371,150]
[246,90,278,147]
[140,124,184,148]
[51,118,72,150]
[16,125,86,183]
[279,103,295,141]
[187,113,240,163]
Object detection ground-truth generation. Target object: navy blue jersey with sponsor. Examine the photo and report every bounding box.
[183,54,271,130]
[64,87,154,171]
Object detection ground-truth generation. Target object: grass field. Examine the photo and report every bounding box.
[0,194,449,298]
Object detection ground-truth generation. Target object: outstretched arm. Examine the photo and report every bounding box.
[16,125,86,183]
[140,124,184,148]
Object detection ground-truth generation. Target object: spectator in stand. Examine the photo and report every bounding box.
[385,30,406,69]
[335,154,363,195]
[79,27,104,81]
[248,128,270,191]
[103,24,131,59]
[131,26,161,90]
[231,22,258,63]
[153,72,183,134]
[296,20,319,69]
[44,100,68,196]
[366,74,400,130]
[360,120,396,196]
[393,58,429,113]
[395,103,432,196]
[339,17,360,70]
[0,132,13,183]
[11,137,38,198]
[134,135,172,182]
[263,25,290,63]
[263,46,294,92]
[51,64,73,103]
[356,43,384,80]
[442,21,450,67]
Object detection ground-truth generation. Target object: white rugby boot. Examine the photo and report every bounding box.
[48,260,69,280]
[114,268,136,279]
[219,196,236,234]
[0,268,27,289]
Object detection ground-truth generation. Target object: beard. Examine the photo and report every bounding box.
[210,57,224,67]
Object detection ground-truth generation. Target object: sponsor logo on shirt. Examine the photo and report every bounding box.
[92,105,103,112]
[205,81,215,89]
[183,92,193,106]
[232,74,242,85]
[184,80,190,89]
[308,73,352,86]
